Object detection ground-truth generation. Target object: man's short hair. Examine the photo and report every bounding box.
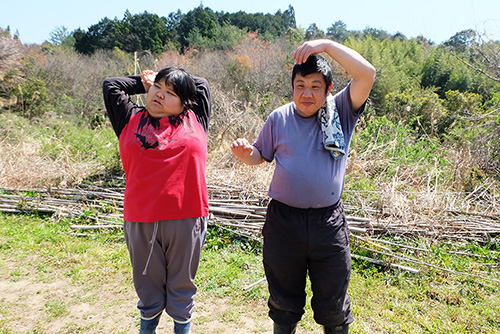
[155,67,196,110]
[292,55,333,94]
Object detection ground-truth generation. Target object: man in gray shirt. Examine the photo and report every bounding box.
[231,39,375,334]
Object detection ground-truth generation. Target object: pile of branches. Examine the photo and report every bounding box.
[1,183,499,285]
[0,183,369,241]
[349,187,500,243]
[1,183,499,242]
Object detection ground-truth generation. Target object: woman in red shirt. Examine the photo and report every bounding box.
[103,67,212,334]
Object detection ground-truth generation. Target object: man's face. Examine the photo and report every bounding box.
[292,72,332,117]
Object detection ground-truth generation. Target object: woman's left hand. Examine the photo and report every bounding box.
[141,70,157,92]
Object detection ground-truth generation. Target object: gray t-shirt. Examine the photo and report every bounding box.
[254,84,363,208]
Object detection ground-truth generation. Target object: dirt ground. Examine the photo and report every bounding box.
[0,264,268,334]
[0,258,322,334]
[0,282,267,334]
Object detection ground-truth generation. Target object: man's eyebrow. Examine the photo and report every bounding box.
[294,78,324,84]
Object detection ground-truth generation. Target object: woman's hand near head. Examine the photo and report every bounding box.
[141,70,157,92]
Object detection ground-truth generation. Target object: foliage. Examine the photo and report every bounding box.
[185,23,245,51]
[72,6,297,55]
[0,28,23,100]
[386,87,446,138]
[361,116,444,164]
[305,23,325,40]
[48,26,75,49]
[2,16,500,180]
[73,10,170,55]
[326,21,349,42]
[13,76,50,118]
[346,36,427,114]
[444,92,500,175]
[445,29,500,84]
[217,5,296,41]
[6,45,151,121]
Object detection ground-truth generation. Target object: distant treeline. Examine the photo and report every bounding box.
[69,5,296,54]
[49,5,435,55]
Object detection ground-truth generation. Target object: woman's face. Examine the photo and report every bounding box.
[146,78,184,117]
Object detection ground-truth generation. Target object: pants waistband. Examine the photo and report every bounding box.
[269,198,341,213]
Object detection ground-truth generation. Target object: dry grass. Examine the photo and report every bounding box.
[2,107,499,242]
[0,134,99,189]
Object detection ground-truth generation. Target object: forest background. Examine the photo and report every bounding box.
[2,5,500,187]
[1,4,500,202]
[0,4,500,333]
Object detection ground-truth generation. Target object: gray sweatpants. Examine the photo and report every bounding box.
[124,217,207,322]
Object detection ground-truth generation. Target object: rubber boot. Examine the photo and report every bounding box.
[273,322,298,334]
[139,314,161,334]
[174,320,192,334]
[324,324,349,334]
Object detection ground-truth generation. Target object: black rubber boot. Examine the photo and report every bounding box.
[273,322,298,334]
[324,324,349,334]
[139,314,161,334]
[174,320,192,334]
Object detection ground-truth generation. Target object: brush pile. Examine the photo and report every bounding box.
[1,179,499,243]
[2,179,499,282]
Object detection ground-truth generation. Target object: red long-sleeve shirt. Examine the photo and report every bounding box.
[103,75,212,222]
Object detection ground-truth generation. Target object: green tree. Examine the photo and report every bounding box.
[386,87,446,138]
[281,5,296,29]
[217,6,296,41]
[71,6,297,54]
[49,26,75,48]
[14,77,51,118]
[165,10,183,50]
[122,11,170,54]
[305,23,325,40]
[179,5,219,49]
[444,29,476,53]
[326,21,349,42]
[210,24,245,50]
[445,29,500,85]
[74,17,124,54]
[362,27,390,40]
[420,47,478,98]
[346,36,426,114]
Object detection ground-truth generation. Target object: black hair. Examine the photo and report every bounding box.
[292,55,333,94]
[155,67,196,110]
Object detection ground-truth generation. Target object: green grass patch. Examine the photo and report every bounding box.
[0,212,498,333]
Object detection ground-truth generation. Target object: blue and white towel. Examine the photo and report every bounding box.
[317,96,345,160]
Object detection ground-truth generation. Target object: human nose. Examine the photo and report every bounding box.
[302,87,312,97]
[155,89,164,99]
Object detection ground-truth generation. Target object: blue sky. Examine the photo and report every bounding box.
[2,0,499,45]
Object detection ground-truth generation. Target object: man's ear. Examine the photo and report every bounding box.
[327,82,334,95]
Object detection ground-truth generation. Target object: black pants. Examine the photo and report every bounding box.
[262,199,354,328]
